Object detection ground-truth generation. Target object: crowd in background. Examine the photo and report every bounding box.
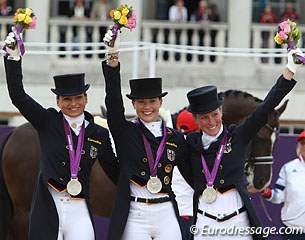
[1,0,302,61]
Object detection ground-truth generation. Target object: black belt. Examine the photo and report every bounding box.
[130,196,171,204]
[198,205,246,222]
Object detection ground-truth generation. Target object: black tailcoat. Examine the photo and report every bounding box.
[102,61,192,240]
[186,76,296,240]
[4,58,119,240]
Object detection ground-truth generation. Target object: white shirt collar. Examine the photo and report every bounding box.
[63,113,85,135]
[201,124,224,149]
[140,118,163,138]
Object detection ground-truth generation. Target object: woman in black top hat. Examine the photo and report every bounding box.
[3,31,119,240]
[101,33,191,240]
[185,48,303,240]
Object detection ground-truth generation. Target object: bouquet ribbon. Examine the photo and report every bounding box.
[2,25,25,57]
[287,41,305,64]
[109,24,120,46]
[13,26,25,56]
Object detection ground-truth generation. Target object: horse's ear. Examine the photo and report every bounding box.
[100,105,107,119]
[218,92,224,99]
[276,99,289,116]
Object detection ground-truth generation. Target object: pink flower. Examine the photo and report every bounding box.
[279,21,291,34]
[29,15,37,29]
[126,11,136,30]
[278,30,288,40]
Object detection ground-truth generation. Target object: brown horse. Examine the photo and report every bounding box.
[0,89,288,240]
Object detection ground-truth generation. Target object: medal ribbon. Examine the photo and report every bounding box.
[200,131,228,187]
[136,120,167,177]
[63,117,85,179]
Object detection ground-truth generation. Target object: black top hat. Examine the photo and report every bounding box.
[51,73,90,96]
[187,85,224,114]
[126,78,168,99]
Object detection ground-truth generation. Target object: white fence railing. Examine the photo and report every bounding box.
[2,18,305,124]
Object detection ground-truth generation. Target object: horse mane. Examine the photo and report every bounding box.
[218,90,263,103]
[218,90,264,127]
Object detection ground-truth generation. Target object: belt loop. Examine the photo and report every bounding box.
[236,209,239,215]
[135,197,138,202]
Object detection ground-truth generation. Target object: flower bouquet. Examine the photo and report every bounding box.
[104,4,136,47]
[274,19,304,64]
[6,8,37,55]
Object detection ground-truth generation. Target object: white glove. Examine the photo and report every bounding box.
[286,47,303,74]
[4,28,21,61]
[103,29,120,54]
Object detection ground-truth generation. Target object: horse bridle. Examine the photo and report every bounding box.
[265,123,280,138]
[247,156,273,166]
[265,123,280,155]
[245,123,279,186]
[248,124,279,222]
[247,123,279,163]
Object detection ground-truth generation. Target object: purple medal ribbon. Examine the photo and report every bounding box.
[287,41,305,63]
[63,118,85,179]
[200,132,228,187]
[136,120,167,177]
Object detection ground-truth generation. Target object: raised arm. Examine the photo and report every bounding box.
[102,31,127,136]
[3,29,52,129]
[236,48,302,143]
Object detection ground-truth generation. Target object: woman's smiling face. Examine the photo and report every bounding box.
[132,97,163,123]
[57,93,87,118]
[194,107,223,136]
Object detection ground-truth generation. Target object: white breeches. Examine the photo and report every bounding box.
[121,201,182,240]
[49,187,95,240]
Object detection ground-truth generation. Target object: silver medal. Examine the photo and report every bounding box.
[202,186,217,203]
[67,178,82,196]
[147,176,162,194]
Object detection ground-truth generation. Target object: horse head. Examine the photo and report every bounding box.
[245,99,288,192]
[219,90,289,192]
